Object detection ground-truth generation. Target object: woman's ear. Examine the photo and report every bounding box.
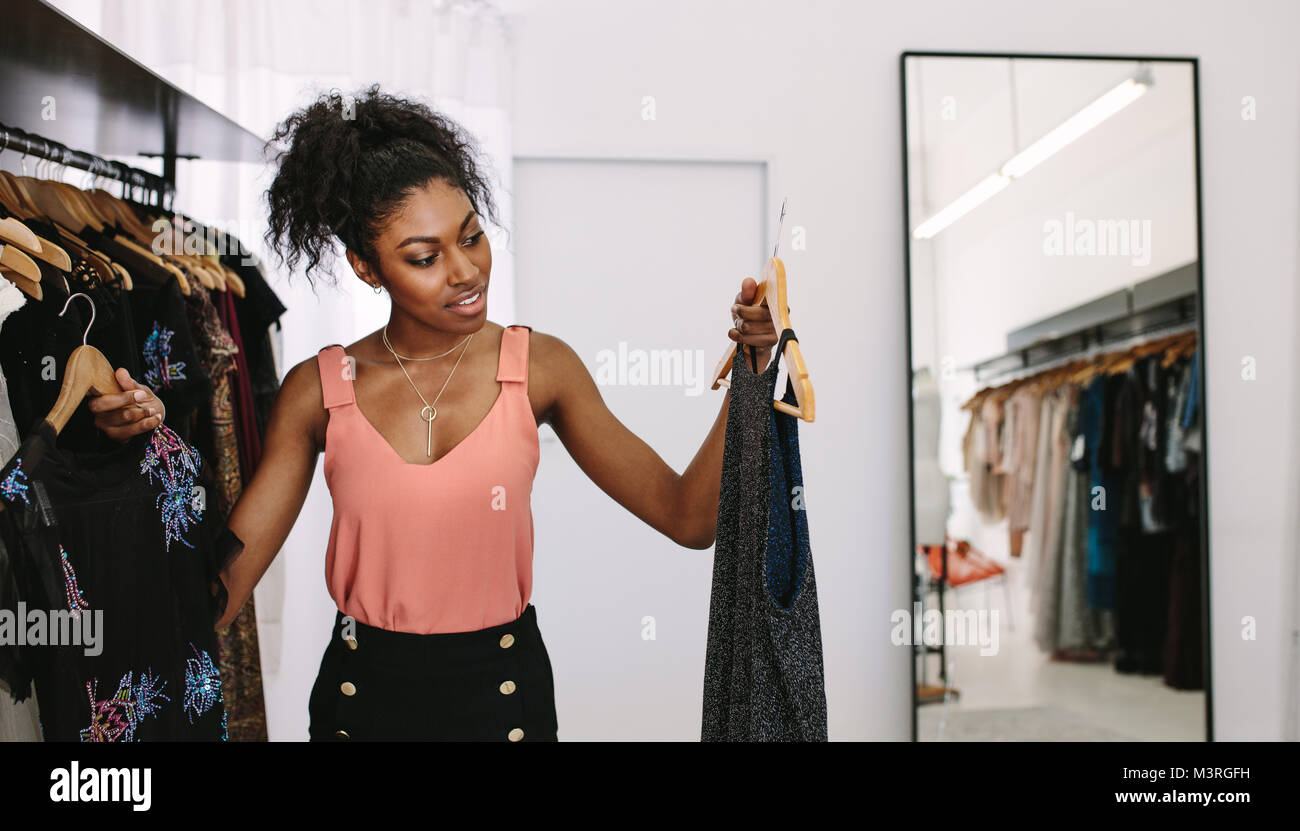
[345,248,381,291]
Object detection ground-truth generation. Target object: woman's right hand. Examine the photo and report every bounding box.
[86,368,166,441]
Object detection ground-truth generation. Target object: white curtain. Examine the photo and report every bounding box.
[48,0,516,740]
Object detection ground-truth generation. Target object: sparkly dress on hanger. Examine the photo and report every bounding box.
[0,419,228,741]
[702,332,828,741]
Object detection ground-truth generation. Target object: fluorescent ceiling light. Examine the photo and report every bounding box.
[913,173,1010,239]
[912,70,1151,240]
[1000,78,1148,179]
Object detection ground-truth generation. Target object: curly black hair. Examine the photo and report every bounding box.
[264,84,501,287]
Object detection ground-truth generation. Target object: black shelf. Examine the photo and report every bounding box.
[0,0,266,186]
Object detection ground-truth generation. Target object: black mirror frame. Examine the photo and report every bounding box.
[898,50,1213,743]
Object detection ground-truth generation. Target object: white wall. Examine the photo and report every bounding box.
[504,0,1300,740]
[513,158,765,740]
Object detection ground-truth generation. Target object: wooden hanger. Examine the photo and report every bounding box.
[0,242,41,284]
[97,228,194,293]
[109,262,134,291]
[1,271,41,300]
[57,234,117,289]
[43,292,124,435]
[0,219,49,297]
[136,214,212,290]
[0,216,40,251]
[88,189,154,240]
[22,176,92,233]
[219,263,245,298]
[0,241,42,300]
[0,171,75,274]
[2,169,45,219]
[55,181,110,231]
[710,255,814,422]
[0,210,71,274]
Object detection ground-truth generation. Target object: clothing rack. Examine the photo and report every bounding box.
[976,318,1199,387]
[0,122,173,208]
[966,262,1200,383]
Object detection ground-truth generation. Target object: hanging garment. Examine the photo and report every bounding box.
[0,279,41,741]
[0,420,228,741]
[185,282,268,741]
[1004,386,1041,557]
[1054,386,1112,654]
[128,275,211,446]
[1078,377,1117,610]
[1163,355,1204,690]
[1022,386,1057,571]
[0,262,104,453]
[978,397,1009,521]
[703,330,827,742]
[214,290,262,487]
[1031,387,1070,652]
[225,255,287,440]
[222,259,288,675]
[1110,358,1171,674]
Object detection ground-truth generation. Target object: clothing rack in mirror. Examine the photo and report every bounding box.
[963,262,1199,384]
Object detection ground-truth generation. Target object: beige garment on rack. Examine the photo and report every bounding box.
[1022,387,1059,572]
[1005,386,1042,556]
[978,397,1009,520]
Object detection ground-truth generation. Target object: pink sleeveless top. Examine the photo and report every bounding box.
[315,325,539,634]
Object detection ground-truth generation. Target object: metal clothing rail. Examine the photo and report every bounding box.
[971,292,1198,383]
[974,316,1199,386]
[961,262,1201,383]
[0,121,173,208]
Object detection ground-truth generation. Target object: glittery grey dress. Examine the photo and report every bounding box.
[702,331,828,741]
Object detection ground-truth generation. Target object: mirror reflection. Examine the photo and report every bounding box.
[903,54,1209,741]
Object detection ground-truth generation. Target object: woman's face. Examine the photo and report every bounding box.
[354,177,492,332]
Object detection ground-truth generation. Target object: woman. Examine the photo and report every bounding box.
[89,86,778,741]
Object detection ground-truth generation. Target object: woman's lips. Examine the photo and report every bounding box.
[446,289,485,316]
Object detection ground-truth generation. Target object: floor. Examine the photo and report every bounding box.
[915,546,1206,741]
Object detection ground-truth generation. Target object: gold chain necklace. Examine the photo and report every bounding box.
[382,325,470,360]
[382,330,475,457]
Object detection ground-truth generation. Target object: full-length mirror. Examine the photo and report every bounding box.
[902,53,1211,740]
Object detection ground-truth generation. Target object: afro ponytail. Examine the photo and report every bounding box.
[264,84,501,286]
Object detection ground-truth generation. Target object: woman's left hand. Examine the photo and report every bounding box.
[86,368,167,442]
[729,277,778,370]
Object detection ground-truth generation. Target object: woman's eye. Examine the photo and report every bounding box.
[410,233,484,267]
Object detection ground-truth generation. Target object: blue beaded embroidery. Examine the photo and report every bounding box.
[79,670,170,742]
[182,643,222,725]
[0,459,29,505]
[59,545,90,618]
[142,322,187,390]
[139,423,204,551]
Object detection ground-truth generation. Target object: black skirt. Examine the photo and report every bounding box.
[309,604,558,742]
